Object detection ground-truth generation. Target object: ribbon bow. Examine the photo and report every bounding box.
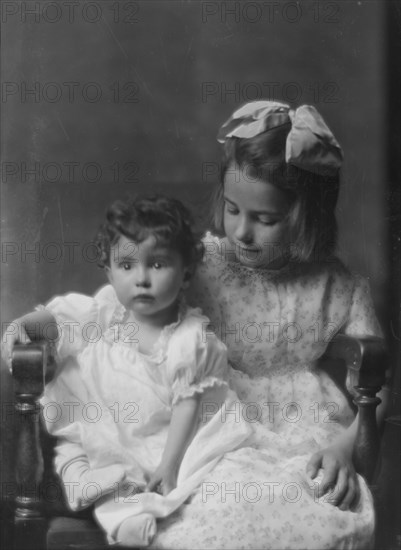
[217,101,343,176]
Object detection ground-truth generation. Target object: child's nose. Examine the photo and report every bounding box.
[234,217,253,243]
[134,266,150,287]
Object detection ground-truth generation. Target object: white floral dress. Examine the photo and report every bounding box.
[150,233,382,550]
[40,287,252,541]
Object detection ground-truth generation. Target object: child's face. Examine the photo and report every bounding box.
[223,163,290,269]
[106,235,189,322]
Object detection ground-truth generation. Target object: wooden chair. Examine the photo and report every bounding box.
[11,335,388,550]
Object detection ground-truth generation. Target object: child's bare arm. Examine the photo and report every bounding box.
[1,310,58,370]
[146,393,201,495]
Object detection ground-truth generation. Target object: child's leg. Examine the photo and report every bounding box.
[116,513,156,547]
[60,456,125,511]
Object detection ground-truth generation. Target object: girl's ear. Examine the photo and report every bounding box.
[105,266,113,284]
[181,268,192,290]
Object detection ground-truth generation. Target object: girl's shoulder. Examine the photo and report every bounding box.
[294,257,362,286]
[286,258,361,301]
[174,302,211,339]
[93,284,119,307]
[165,301,220,352]
[294,256,352,280]
[43,284,120,326]
[165,303,227,374]
[92,284,127,328]
[43,284,117,307]
[292,259,377,322]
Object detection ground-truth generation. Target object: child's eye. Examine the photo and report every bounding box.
[152,261,167,270]
[118,261,134,270]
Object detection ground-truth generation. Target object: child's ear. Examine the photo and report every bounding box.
[105,266,113,284]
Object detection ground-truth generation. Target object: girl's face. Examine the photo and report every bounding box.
[223,163,290,269]
[106,234,190,324]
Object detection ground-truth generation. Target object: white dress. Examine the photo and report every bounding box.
[40,286,252,541]
[149,234,381,549]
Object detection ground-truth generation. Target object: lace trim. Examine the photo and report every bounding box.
[172,377,227,406]
[109,306,127,327]
[154,296,189,352]
[105,295,191,363]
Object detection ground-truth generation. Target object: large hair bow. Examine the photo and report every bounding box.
[217,101,343,176]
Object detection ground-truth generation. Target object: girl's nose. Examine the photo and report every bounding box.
[135,266,150,288]
[234,216,253,244]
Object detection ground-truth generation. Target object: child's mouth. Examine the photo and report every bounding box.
[133,294,154,301]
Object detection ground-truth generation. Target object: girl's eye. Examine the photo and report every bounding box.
[258,218,278,226]
[121,262,132,270]
[225,202,239,215]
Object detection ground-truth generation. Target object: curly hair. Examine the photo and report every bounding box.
[95,195,204,269]
[214,124,340,263]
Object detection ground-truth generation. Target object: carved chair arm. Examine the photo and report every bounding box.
[12,342,48,520]
[323,334,387,481]
[324,334,387,389]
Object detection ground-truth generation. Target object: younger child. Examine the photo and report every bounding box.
[3,196,251,547]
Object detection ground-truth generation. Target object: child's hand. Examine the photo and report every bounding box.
[306,445,360,510]
[146,463,178,496]
[1,318,31,372]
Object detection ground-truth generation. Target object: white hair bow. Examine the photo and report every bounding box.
[217,100,343,176]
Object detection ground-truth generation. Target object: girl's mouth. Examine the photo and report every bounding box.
[133,294,154,301]
[235,245,260,255]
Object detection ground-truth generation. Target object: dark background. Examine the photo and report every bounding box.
[1,1,389,310]
[1,0,399,547]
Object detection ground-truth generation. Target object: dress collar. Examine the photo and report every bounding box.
[107,291,189,360]
[203,232,293,278]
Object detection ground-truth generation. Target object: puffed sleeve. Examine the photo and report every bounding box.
[37,292,99,360]
[342,275,383,338]
[165,310,229,406]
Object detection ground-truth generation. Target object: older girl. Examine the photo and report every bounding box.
[155,101,384,549]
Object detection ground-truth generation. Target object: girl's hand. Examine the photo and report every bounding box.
[146,463,178,496]
[306,445,360,510]
[1,318,31,372]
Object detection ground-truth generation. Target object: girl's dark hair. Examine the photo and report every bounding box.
[95,195,204,269]
[214,123,340,263]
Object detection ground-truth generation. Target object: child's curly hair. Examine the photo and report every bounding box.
[95,195,204,270]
